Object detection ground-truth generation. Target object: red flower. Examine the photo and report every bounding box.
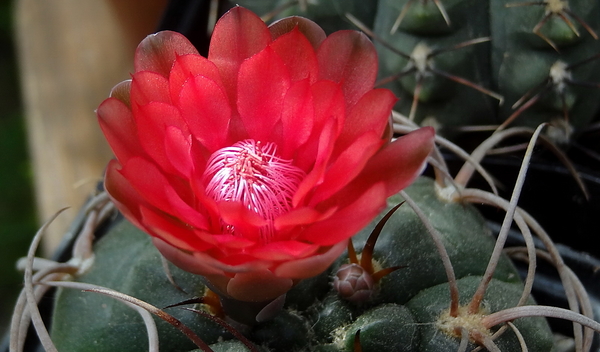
[98,7,434,303]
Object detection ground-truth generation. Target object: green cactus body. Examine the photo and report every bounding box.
[50,177,554,351]
[491,0,600,132]
[234,0,377,33]
[233,0,600,140]
[373,0,497,136]
[50,220,231,352]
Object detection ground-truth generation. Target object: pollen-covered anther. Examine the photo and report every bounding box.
[202,139,305,241]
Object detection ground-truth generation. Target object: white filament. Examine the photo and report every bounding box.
[203,140,305,242]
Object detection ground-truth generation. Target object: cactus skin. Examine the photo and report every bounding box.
[50,177,554,351]
[233,0,377,34]
[404,276,553,352]
[373,0,497,136]
[491,0,600,132]
[232,0,600,140]
[51,220,231,352]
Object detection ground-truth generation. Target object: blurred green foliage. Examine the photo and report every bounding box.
[0,0,38,335]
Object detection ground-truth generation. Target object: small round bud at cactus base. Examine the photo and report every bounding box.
[334,263,376,303]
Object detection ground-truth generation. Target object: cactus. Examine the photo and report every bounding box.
[7,4,600,352]
[234,0,600,143]
[6,176,552,351]
[11,125,600,351]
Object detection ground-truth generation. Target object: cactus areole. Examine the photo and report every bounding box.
[97,6,434,325]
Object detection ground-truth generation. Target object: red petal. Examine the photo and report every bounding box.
[273,206,336,232]
[153,238,272,279]
[349,127,435,197]
[292,119,337,207]
[275,240,347,279]
[292,81,345,172]
[216,201,268,242]
[279,79,314,158]
[169,54,225,104]
[311,81,346,134]
[334,88,397,156]
[140,206,212,252]
[104,159,145,228]
[210,252,262,267]
[120,157,208,229]
[237,46,291,142]
[269,16,326,50]
[269,27,319,83]
[251,241,319,261]
[208,6,271,106]
[97,97,144,164]
[109,80,132,108]
[310,132,384,206]
[153,238,227,276]
[177,75,231,152]
[211,234,256,249]
[130,71,171,108]
[190,170,221,223]
[317,30,378,108]
[164,126,193,176]
[299,183,388,245]
[134,31,199,77]
[134,102,187,175]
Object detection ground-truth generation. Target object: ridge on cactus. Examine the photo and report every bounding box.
[96,5,434,323]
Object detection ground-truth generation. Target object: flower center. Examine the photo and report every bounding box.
[202,139,305,241]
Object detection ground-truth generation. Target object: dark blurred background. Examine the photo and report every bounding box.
[0,0,37,334]
[0,0,171,336]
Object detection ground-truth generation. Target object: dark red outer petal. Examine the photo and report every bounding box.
[317,30,378,108]
[104,159,146,229]
[269,16,326,50]
[140,205,213,252]
[97,97,144,164]
[134,31,199,77]
[109,80,132,108]
[269,27,319,84]
[168,54,226,105]
[130,71,171,109]
[208,6,272,107]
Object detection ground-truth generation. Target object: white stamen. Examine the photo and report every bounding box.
[202,140,305,242]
